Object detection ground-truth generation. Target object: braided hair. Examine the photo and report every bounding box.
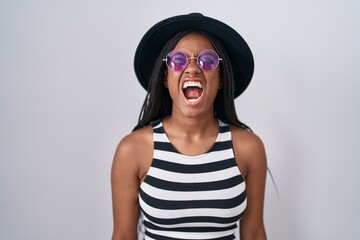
[133,30,250,131]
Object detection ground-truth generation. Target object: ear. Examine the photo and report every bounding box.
[218,80,223,89]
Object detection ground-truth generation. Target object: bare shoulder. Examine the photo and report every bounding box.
[112,125,153,175]
[115,126,153,156]
[230,126,266,155]
[230,125,267,178]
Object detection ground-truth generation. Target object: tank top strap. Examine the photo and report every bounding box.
[216,119,232,143]
[150,119,162,130]
[151,119,171,149]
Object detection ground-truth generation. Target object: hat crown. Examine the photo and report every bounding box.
[187,13,204,17]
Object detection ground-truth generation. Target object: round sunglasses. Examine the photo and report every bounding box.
[163,49,222,72]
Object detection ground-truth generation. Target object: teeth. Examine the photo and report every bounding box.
[187,98,199,102]
[183,81,203,89]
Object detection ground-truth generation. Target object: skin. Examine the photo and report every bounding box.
[111,33,267,240]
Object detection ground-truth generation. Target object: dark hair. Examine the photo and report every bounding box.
[133,30,251,131]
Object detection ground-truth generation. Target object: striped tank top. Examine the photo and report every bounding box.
[138,119,247,239]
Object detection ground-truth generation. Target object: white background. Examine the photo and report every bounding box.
[1,0,359,239]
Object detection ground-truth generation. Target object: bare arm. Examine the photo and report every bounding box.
[111,136,140,240]
[232,128,267,240]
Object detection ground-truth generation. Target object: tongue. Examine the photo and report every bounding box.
[184,87,202,99]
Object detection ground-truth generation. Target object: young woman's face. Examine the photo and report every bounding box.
[165,33,222,119]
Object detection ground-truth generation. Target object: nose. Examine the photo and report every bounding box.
[185,57,201,75]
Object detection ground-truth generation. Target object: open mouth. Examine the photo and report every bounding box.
[182,81,203,103]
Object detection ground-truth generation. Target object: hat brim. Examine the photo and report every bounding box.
[134,13,254,98]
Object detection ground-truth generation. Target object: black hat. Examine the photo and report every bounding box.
[134,13,254,98]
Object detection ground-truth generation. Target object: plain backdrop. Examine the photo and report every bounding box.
[1,0,359,239]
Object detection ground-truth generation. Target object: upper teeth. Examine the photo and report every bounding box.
[183,81,203,89]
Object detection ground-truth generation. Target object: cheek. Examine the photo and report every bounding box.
[166,72,181,87]
[205,71,221,88]
[165,73,182,97]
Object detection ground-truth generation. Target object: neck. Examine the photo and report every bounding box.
[163,113,218,137]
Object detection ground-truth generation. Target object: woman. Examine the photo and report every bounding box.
[111,13,267,240]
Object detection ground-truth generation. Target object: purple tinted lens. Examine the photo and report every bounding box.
[166,51,187,71]
[198,50,219,71]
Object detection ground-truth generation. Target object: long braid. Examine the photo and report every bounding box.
[133,31,191,131]
[200,31,251,131]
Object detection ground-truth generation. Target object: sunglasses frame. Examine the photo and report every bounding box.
[163,49,222,72]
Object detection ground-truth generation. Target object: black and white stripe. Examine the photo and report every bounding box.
[139,120,247,239]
